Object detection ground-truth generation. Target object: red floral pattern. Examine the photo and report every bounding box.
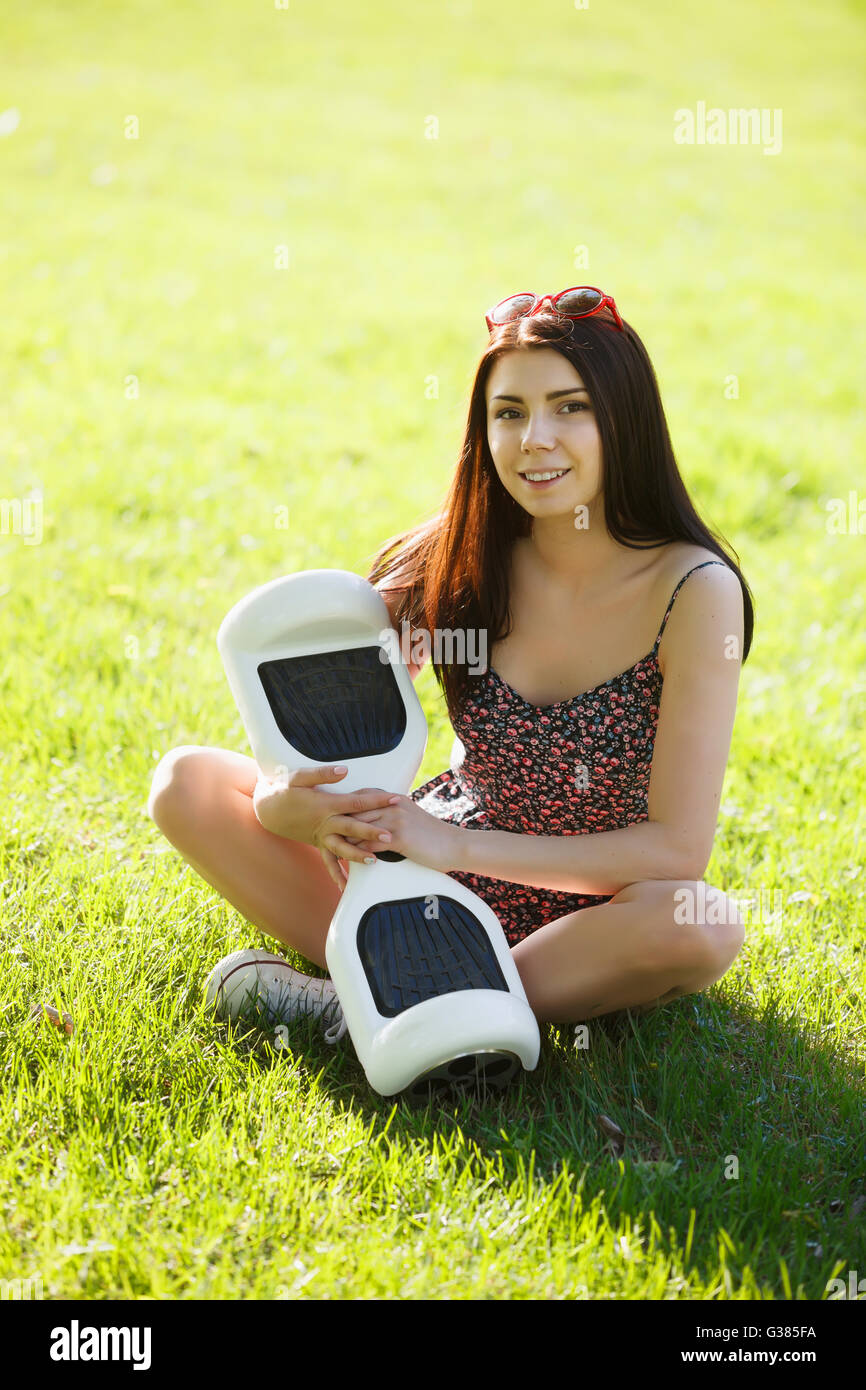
[410,561,727,947]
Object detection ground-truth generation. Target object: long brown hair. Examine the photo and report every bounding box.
[364,310,755,727]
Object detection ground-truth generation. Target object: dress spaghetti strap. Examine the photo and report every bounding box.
[652,560,730,652]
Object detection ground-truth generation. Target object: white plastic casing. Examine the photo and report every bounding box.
[217,569,540,1097]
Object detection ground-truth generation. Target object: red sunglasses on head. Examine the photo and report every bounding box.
[485,285,624,333]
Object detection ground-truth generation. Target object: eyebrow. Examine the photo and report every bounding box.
[491,388,589,402]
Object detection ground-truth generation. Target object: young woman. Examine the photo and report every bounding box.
[148,286,754,1044]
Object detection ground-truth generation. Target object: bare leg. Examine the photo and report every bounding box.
[147,747,342,971]
[510,879,745,1024]
[148,758,744,1024]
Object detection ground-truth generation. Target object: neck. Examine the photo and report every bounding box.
[520,514,639,598]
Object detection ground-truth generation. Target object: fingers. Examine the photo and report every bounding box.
[293,764,351,786]
[319,846,347,887]
[326,834,381,865]
[342,788,398,815]
[328,813,391,846]
[291,765,395,811]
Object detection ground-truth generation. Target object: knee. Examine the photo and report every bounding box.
[616,879,745,979]
[147,746,214,827]
[707,905,746,977]
[689,884,746,977]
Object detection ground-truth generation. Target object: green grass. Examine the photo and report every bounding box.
[1,0,864,1300]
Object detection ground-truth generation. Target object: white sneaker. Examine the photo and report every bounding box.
[204,949,349,1044]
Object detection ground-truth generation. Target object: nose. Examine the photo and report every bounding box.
[521,415,557,451]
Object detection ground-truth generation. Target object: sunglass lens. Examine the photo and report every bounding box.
[555,288,603,317]
[491,294,535,324]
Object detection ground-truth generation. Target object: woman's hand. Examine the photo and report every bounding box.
[250,765,399,892]
[347,795,463,874]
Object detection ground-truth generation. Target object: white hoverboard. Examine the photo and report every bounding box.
[216,569,541,1104]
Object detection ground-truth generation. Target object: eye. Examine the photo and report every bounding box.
[494,400,590,420]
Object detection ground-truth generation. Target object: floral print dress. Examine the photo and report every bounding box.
[409,561,728,947]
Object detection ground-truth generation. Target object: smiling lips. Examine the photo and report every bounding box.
[520,468,571,484]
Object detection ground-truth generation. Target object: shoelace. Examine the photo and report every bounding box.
[322,1012,349,1045]
[321,995,349,1045]
[292,975,348,1046]
[265,971,348,1046]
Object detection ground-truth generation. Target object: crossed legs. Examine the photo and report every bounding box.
[147,747,745,1020]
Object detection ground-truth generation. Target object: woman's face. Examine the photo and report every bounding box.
[485,348,603,518]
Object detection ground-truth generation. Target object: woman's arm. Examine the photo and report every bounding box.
[451,821,698,897]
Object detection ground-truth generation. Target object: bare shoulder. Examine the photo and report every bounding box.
[657,542,730,588]
[654,544,743,677]
[643,541,728,619]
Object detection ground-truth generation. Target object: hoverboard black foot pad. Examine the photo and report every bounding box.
[257,646,405,761]
[357,896,509,1017]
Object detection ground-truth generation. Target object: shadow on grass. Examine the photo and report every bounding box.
[226,984,865,1297]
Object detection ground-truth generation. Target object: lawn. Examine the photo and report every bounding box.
[0,0,864,1301]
